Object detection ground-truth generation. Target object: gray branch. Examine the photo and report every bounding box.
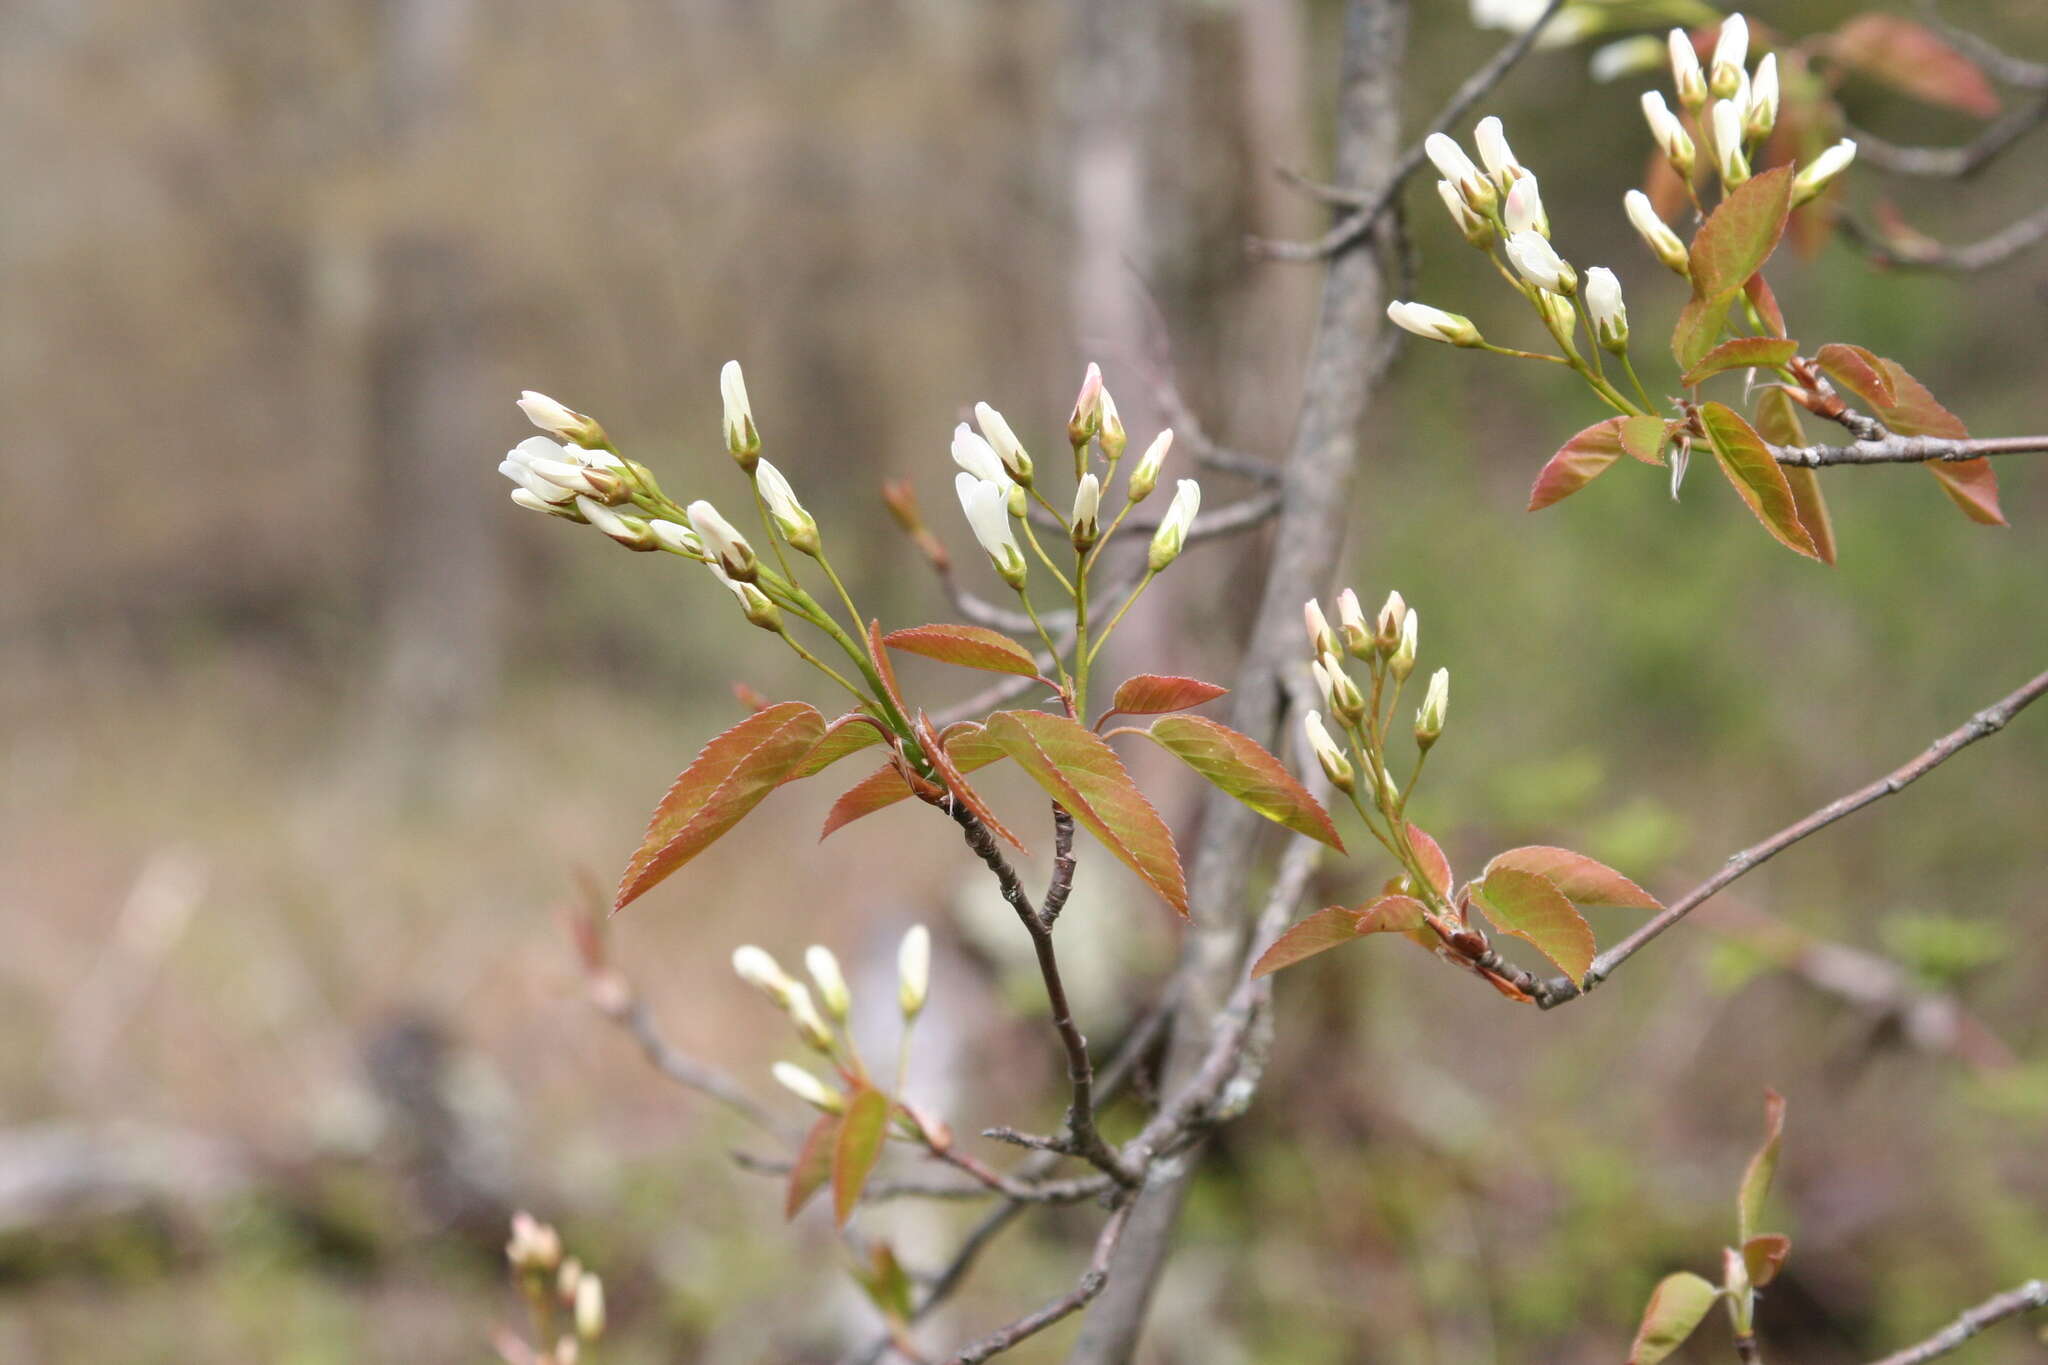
[1865,1279,2048,1365]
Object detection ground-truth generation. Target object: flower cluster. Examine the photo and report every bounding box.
[732,926,930,1115]
[503,1211,606,1364]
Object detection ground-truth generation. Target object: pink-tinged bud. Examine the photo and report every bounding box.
[1375,590,1406,651]
[720,360,760,467]
[686,500,759,581]
[1503,174,1550,239]
[1147,479,1200,572]
[1625,190,1691,275]
[1424,132,1495,214]
[1711,100,1750,187]
[1583,267,1628,352]
[1793,139,1856,205]
[1472,115,1522,189]
[1436,178,1495,248]
[1303,598,1337,658]
[1303,711,1354,792]
[517,391,607,448]
[1069,472,1102,551]
[1415,667,1449,746]
[1709,14,1748,99]
[955,473,1026,587]
[1745,52,1779,141]
[1097,386,1127,460]
[1337,588,1373,657]
[1641,91,1696,179]
[1067,362,1104,446]
[1385,301,1483,347]
[575,496,656,551]
[753,459,820,555]
[898,924,931,1018]
[1128,429,1172,502]
[772,1061,844,1114]
[507,1212,563,1272]
[1669,27,1708,106]
[1505,230,1576,296]
[973,402,1034,486]
[804,945,851,1021]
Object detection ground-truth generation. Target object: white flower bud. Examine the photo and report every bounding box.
[973,402,1034,485]
[1097,385,1126,460]
[575,1275,606,1341]
[1436,178,1495,248]
[733,945,796,1005]
[805,945,852,1021]
[1303,711,1354,792]
[1472,115,1522,188]
[1067,362,1104,445]
[1424,132,1495,213]
[772,1061,845,1114]
[1070,472,1102,548]
[955,473,1026,587]
[753,459,821,554]
[1641,91,1696,178]
[499,441,581,504]
[574,496,655,550]
[1746,52,1779,140]
[951,423,1012,489]
[1535,289,1577,342]
[1710,13,1748,99]
[785,983,834,1053]
[1375,590,1406,650]
[1303,598,1337,658]
[506,1212,563,1272]
[1625,190,1691,275]
[1583,267,1629,352]
[1319,657,1367,726]
[1385,301,1483,347]
[1503,174,1549,239]
[898,924,931,1018]
[720,360,760,464]
[1590,35,1664,85]
[1337,588,1372,657]
[1793,139,1856,205]
[1309,657,1339,714]
[648,518,702,555]
[1147,478,1201,572]
[1669,27,1707,106]
[509,488,555,515]
[517,391,606,448]
[686,499,758,581]
[1711,99,1750,187]
[711,563,782,632]
[1376,765,1400,811]
[1505,230,1576,296]
[527,456,602,498]
[1415,667,1449,746]
[1127,429,1172,502]
[1391,609,1418,681]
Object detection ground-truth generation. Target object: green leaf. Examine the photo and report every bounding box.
[616,701,827,911]
[1483,847,1660,910]
[1833,15,2001,118]
[1109,674,1229,717]
[786,1113,840,1219]
[1755,387,1838,566]
[1250,895,1428,979]
[832,1085,890,1227]
[1144,714,1344,850]
[986,709,1189,915]
[884,623,1042,678]
[1688,165,1793,305]
[855,1242,914,1324]
[1620,416,1669,467]
[1737,1088,1786,1243]
[915,712,1024,851]
[1681,337,1799,388]
[1700,401,1821,559]
[1628,1272,1721,1365]
[1529,418,1626,511]
[789,713,889,780]
[1742,1234,1791,1289]
[1473,867,1597,980]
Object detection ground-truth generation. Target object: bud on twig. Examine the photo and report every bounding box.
[1415,667,1449,747]
[575,496,657,550]
[648,518,702,556]
[955,474,1027,588]
[1745,52,1779,141]
[1391,609,1418,681]
[687,500,759,581]
[721,360,761,468]
[1669,28,1707,107]
[1336,588,1372,657]
[754,459,821,555]
[1709,13,1748,100]
[1534,289,1577,344]
[1641,91,1696,179]
[518,391,608,449]
[773,1061,845,1114]
[1711,99,1750,187]
[1385,301,1482,348]
[1424,132,1496,215]
[712,564,782,631]
[574,1274,605,1342]
[1314,657,1367,727]
[1506,230,1576,296]
[1625,190,1691,275]
[1097,386,1127,460]
[1472,115,1523,190]
[973,402,1034,486]
[785,983,835,1053]
[1127,429,1172,502]
[1147,479,1200,572]
[1436,179,1496,248]
[1303,598,1337,659]
[507,1212,563,1273]
[1503,175,1549,240]
[1376,590,1406,653]
[1070,473,1102,550]
[951,423,1012,489]
[1792,139,1856,205]
[1584,267,1629,353]
[1067,362,1104,447]
[734,945,798,1006]
[805,945,852,1021]
[1303,711,1354,792]
[898,924,931,1019]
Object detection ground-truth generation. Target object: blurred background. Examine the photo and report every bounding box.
[3,0,2044,1360]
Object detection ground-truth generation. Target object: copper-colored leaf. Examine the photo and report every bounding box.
[1355,892,1429,935]
[1529,418,1626,511]
[1671,295,1729,373]
[786,1113,839,1219]
[1746,272,1788,338]
[1815,342,1897,409]
[1680,336,1799,388]
[1833,15,2001,118]
[1817,347,2003,525]
[1700,401,1821,559]
[615,701,827,911]
[821,763,915,841]
[1755,387,1838,566]
[1620,416,1669,467]
[1251,906,1366,979]
[1110,674,1229,716]
[1742,1234,1792,1289]
[1145,714,1344,850]
[986,709,1189,914]
[1474,867,1597,980]
[1484,847,1660,910]
[1406,825,1454,900]
[915,712,1024,852]
[832,1085,890,1228]
[1628,1272,1721,1365]
[1688,166,1794,305]
[866,619,911,719]
[790,713,889,781]
[884,623,1042,678]
[1737,1088,1786,1243]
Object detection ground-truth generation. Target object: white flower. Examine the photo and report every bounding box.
[574,1275,605,1341]
[1416,667,1450,743]
[1391,609,1418,680]
[1711,99,1750,186]
[1337,588,1372,656]
[1310,657,1339,714]
[1128,429,1172,502]
[1746,52,1779,139]
[574,495,652,549]
[898,924,931,1018]
[1505,230,1576,295]
[1147,478,1201,572]
[1793,139,1856,204]
[1070,472,1102,542]
[1710,13,1748,96]
[973,402,1033,484]
[1436,178,1494,247]
[686,500,758,580]
[1472,115,1521,186]
[733,945,796,1004]
[1302,710,1354,791]
[1097,384,1127,458]
[1303,599,1336,657]
[1376,590,1406,644]
[1583,266,1628,351]
[955,473,1025,584]
[1503,174,1549,239]
[805,945,851,1021]
[517,390,599,446]
[506,1212,563,1272]
[1669,27,1707,105]
[753,458,819,552]
[1625,190,1691,275]
[720,360,758,460]
[1424,132,1494,211]
[1385,300,1482,347]
[772,1061,844,1114]
[647,518,702,555]
[509,488,554,514]
[950,423,1012,489]
[499,443,578,503]
[1641,91,1695,177]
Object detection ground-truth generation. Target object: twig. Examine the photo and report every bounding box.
[945,1199,1135,1365]
[1250,0,1567,264]
[1865,1279,2048,1365]
[1913,1,2048,91]
[608,996,792,1139]
[1532,666,2048,1008]
[1851,95,2048,179]
[1835,203,2048,273]
[1771,431,2048,466]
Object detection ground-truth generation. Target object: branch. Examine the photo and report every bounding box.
[944,1198,1135,1365]
[607,998,791,1138]
[1865,1279,2048,1365]
[1913,0,2048,90]
[1835,202,2048,273]
[1532,666,2048,1008]
[1771,431,2048,466]
[1250,0,1564,264]
[1850,94,2048,178]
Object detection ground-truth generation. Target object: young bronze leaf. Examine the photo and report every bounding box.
[1250,907,1366,979]
[1817,348,2004,525]
[1627,1272,1721,1365]
[1529,417,1626,511]
[1111,674,1229,716]
[1688,165,1793,304]
[1746,272,1787,338]
[1814,342,1896,409]
[1737,1088,1786,1243]
[1355,892,1429,935]
[1680,336,1799,388]
[1700,401,1821,559]
[1741,1234,1792,1289]
[1406,825,1454,900]
[832,1085,890,1228]
[786,1113,840,1219]
[1926,457,2005,527]
[1756,387,1838,566]
[884,623,1041,678]
[1483,847,1660,910]
[939,722,1010,768]
[821,763,915,841]
[865,619,911,719]
[986,709,1189,915]
[915,712,1024,852]
[1474,867,1597,980]
[1833,14,2001,118]
[1619,415,1669,466]
[789,713,889,781]
[1672,295,1729,373]
[1145,714,1345,850]
[616,701,828,912]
